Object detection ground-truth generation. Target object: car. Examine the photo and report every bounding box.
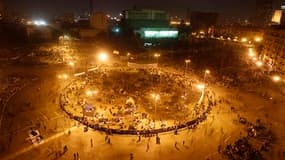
[28,129,43,145]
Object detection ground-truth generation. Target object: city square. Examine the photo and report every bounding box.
[1,0,285,160]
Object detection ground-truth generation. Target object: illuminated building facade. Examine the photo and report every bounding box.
[271,10,285,25]
[261,27,285,71]
[121,8,178,42]
[122,9,170,29]
[214,26,264,42]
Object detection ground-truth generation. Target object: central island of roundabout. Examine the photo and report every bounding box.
[60,66,216,135]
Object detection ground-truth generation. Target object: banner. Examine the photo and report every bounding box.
[127,62,158,69]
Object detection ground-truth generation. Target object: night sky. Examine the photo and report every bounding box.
[4,0,281,18]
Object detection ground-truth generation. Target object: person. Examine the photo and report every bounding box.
[107,137,111,144]
[73,153,76,160]
[105,134,108,142]
[175,141,178,149]
[130,153,134,160]
[63,145,68,153]
[90,138,93,147]
[146,143,150,152]
[218,145,221,153]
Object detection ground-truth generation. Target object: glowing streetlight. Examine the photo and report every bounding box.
[248,52,255,57]
[154,53,161,65]
[33,20,47,26]
[256,61,263,67]
[151,93,160,101]
[151,93,160,129]
[185,59,191,73]
[185,59,191,64]
[205,70,210,74]
[154,53,161,58]
[204,69,210,82]
[113,50,120,55]
[97,52,109,62]
[272,75,281,82]
[241,37,248,43]
[254,37,262,42]
[196,84,205,91]
[68,61,75,67]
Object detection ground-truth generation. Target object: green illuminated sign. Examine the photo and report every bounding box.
[144,30,178,38]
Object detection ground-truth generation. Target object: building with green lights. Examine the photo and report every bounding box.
[121,8,179,45]
[135,28,178,39]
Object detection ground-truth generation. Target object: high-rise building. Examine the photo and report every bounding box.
[254,0,273,27]
[261,27,285,72]
[122,9,169,29]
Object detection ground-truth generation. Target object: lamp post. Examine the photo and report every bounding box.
[203,69,210,82]
[196,83,206,105]
[97,52,109,63]
[154,53,161,67]
[185,59,191,74]
[97,52,109,71]
[151,93,160,129]
[68,61,75,73]
[256,61,263,67]
[272,75,281,83]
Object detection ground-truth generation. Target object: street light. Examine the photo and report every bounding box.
[196,83,205,91]
[185,59,191,73]
[256,61,263,67]
[154,53,160,58]
[68,61,75,67]
[254,37,262,42]
[97,52,109,62]
[241,37,248,43]
[205,70,210,74]
[154,53,161,67]
[248,52,255,57]
[272,75,281,82]
[151,93,160,129]
[204,69,210,82]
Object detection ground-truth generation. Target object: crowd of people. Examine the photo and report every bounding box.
[59,67,218,135]
[222,118,274,160]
